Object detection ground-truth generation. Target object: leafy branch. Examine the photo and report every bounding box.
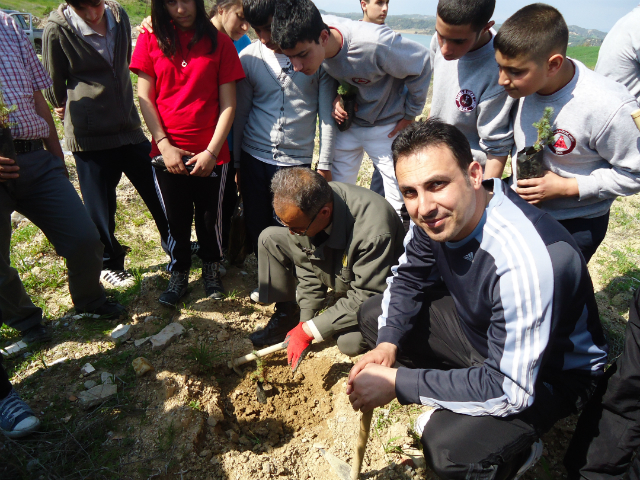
[532,107,555,151]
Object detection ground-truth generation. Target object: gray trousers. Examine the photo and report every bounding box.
[0,149,106,332]
[257,226,365,355]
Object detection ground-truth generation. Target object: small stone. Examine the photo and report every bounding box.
[0,340,28,358]
[132,357,154,377]
[239,436,252,446]
[110,324,131,341]
[226,429,239,443]
[262,463,273,474]
[144,316,159,323]
[150,322,185,350]
[61,414,72,424]
[68,395,78,402]
[207,416,218,427]
[101,372,115,385]
[134,336,151,347]
[80,363,95,376]
[217,330,230,341]
[48,357,68,366]
[77,384,118,409]
[164,379,178,399]
[11,212,27,226]
[84,380,97,390]
[199,449,211,458]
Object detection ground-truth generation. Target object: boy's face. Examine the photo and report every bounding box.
[495,51,547,98]
[71,0,106,27]
[251,16,281,52]
[435,16,481,61]
[281,30,329,76]
[361,0,389,25]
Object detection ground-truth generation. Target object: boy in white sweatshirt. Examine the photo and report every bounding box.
[494,3,640,262]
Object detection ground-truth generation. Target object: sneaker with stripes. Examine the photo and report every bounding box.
[100,269,135,288]
[0,389,40,439]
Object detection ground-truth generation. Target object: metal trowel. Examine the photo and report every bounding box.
[317,447,352,480]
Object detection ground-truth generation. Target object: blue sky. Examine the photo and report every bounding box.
[314,0,639,31]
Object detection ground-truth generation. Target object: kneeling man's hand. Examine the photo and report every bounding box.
[348,363,397,413]
[284,322,314,373]
[347,342,397,395]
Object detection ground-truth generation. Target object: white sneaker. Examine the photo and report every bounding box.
[250,288,266,305]
[514,439,543,479]
[100,269,135,288]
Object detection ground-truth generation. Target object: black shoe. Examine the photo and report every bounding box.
[202,262,225,300]
[21,325,52,345]
[159,271,189,307]
[75,300,126,319]
[249,301,300,347]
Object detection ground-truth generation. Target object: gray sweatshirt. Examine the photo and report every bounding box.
[512,59,640,220]
[234,41,337,169]
[321,15,431,127]
[595,5,640,103]
[429,32,515,166]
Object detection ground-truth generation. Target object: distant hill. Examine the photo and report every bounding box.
[322,10,607,46]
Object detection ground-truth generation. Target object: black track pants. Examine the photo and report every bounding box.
[359,293,598,480]
[153,163,227,272]
[565,287,640,480]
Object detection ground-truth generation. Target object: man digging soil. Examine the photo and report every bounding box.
[249,167,404,371]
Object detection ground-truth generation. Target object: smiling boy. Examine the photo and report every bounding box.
[494,3,640,262]
[429,0,515,178]
[271,0,431,216]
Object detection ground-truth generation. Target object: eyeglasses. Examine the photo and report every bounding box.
[276,209,319,236]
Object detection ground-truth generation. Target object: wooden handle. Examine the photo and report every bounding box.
[632,109,640,132]
[228,342,287,368]
[350,409,373,480]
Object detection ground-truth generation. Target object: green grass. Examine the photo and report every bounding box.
[567,46,601,70]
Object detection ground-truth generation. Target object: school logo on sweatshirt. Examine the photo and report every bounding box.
[455,90,477,112]
[352,78,371,85]
[549,129,576,155]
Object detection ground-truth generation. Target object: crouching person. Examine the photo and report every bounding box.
[250,167,404,370]
[347,118,608,479]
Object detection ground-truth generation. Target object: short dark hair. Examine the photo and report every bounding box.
[436,0,495,31]
[494,3,568,63]
[392,118,474,175]
[271,167,333,217]
[244,0,275,26]
[65,0,101,10]
[271,0,329,50]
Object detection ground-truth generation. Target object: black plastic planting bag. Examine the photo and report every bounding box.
[516,146,545,180]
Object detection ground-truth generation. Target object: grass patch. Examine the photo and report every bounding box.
[567,46,600,69]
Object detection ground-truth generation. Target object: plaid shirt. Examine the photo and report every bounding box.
[0,11,53,140]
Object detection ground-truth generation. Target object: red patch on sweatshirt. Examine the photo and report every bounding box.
[549,129,576,155]
[455,89,477,112]
[352,78,371,85]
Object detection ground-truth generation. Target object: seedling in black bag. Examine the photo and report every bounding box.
[516,107,555,180]
[337,83,358,132]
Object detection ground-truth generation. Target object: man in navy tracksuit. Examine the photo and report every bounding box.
[346,118,608,479]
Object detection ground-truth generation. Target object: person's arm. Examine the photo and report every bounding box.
[477,91,516,179]
[42,23,69,116]
[316,67,338,180]
[517,99,640,203]
[233,55,253,170]
[306,232,401,342]
[188,81,237,177]
[136,72,192,175]
[34,91,65,163]
[380,32,432,137]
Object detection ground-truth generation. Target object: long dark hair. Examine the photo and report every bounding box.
[151,0,218,58]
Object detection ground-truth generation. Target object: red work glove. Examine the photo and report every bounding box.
[283,323,314,373]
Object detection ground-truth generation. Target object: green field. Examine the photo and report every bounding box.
[0,0,151,25]
[567,45,601,69]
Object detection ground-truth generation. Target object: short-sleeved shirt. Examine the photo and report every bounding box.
[0,11,53,140]
[130,28,245,163]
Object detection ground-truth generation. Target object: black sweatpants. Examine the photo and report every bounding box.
[564,287,640,480]
[220,162,238,252]
[359,292,598,480]
[240,151,296,255]
[557,212,609,264]
[153,163,227,272]
[73,141,170,270]
[0,312,11,400]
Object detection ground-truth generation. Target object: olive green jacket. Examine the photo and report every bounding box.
[288,182,405,340]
